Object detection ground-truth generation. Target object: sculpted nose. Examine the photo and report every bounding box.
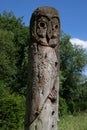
[46,21,52,41]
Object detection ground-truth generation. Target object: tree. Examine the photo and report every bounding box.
[59,32,87,113]
[0,11,28,130]
[0,82,25,130]
[0,29,17,87]
[0,11,29,94]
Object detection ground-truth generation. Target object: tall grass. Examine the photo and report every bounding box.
[58,112,87,130]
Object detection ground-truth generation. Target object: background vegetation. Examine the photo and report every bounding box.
[0,11,87,130]
[59,112,87,130]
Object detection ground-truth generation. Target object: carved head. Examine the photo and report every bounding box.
[30,6,60,47]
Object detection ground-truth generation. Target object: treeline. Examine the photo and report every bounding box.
[59,33,87,116]
[0,11,87,130]
[0,11,28,130]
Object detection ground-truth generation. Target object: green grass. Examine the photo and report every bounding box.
[58,112,87,130]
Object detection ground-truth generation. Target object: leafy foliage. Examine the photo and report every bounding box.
[0,11,28,130]
[0,83,25,130]
[0,29,17,87]
[0,11,29,94]
[59,32,87,113]
[59,97,68,117]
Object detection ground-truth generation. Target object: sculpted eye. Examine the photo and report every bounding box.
[39,22,46,28]
[55,25,58,29]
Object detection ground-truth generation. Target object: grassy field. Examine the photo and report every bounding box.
[58,112,87,130]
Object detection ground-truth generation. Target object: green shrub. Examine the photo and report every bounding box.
[0,84,25,130]
[68,101,77,114]
[67,100,87,114]
[59,97,68,117]
[76,101,87,112]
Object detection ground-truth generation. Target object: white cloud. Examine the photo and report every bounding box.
[70,38,87,49]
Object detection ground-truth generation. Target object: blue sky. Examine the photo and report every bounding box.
[0,0,87,40]
[0,0,87,75]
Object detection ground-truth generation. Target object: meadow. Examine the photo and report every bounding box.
[58,112,87,130]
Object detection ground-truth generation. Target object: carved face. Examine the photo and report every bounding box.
[36,17,47,38]
[30,7,60,47]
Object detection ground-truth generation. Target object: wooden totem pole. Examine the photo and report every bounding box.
[25,6,60,130]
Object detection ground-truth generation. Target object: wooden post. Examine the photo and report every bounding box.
[25,6,60,130]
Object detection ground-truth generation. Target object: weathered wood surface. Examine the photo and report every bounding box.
[25,6,60,130]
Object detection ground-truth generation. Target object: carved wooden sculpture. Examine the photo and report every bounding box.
[25,6,60,130]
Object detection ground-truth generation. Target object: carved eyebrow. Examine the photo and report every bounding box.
[52,17,59,20]
[36,15,50,21]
